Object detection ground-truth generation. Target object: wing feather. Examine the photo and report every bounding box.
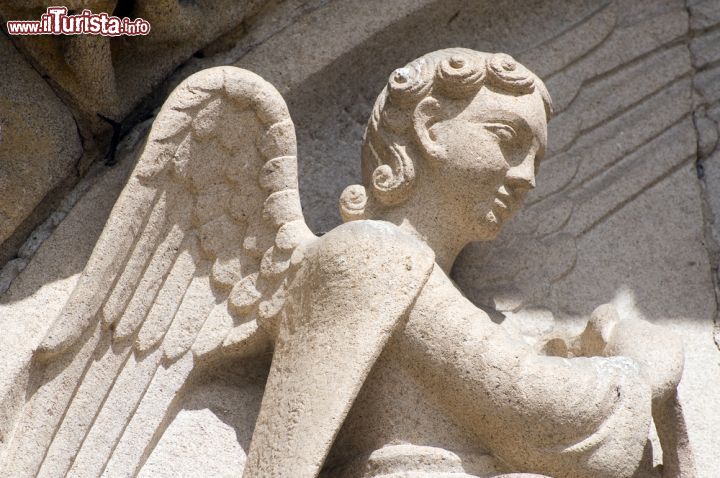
[36,181,157,356]
[67,348,164,478]
[228,272,262,314]
[162,265,216,361]
[242,220,276,258]
[221,319,269,357]
[4,321,103,477]
[191,301,236,359]
[101,191,169,328]
[113,223,185,340]
[6,66,316,477]
[259,155,299,192]
[135,241,199,353]
[262,189,304,226]
[38,337,132,478]
[101,353,194,477]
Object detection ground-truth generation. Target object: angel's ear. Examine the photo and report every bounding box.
[413,96,447,162]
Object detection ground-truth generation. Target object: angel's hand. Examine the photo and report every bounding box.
[580,303,684,404]
[579,304,694,476]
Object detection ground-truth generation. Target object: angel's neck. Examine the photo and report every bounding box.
[373,211,468,274]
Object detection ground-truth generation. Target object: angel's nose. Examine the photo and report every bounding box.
[506,153,536,191]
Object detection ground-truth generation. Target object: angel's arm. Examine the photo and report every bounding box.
[243,220,435,478]
[394,275,655,478]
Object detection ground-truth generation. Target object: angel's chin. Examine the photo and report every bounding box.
[471,210,504,241]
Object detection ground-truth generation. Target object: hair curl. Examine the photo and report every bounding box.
[339,48,553,222]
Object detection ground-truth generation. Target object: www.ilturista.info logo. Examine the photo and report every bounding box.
[6,7,150,36]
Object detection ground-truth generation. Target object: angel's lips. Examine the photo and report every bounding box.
[492,185,518,220]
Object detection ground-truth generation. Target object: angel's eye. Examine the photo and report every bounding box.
[485,123,517,142]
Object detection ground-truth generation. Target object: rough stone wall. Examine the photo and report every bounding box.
[0,0,718,475]
[0,33,83,267]
[690,0,720,347]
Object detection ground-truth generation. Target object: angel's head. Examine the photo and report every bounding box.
[340,48,552,245]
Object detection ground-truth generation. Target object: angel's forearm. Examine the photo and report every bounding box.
[394,309,652,478]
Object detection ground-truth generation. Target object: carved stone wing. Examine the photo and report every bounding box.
[3,66,314,478]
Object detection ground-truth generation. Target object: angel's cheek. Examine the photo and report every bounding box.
[435,129,506,198]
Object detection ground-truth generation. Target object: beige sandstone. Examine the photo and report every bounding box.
[0,0,269,128]
[0,33,82,260]
[0,48,703,478]
[1,1,719,477]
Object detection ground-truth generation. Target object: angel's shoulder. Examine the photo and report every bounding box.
[309,219,435,266]
[301,220,436,285]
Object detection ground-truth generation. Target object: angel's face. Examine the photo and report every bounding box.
[423,86,547,240]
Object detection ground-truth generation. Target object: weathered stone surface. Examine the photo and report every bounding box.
[0,47,700,478]
[0,134,139,463]
[0,1,270,127]
[0,33,82,256]
[690,0,720,403]
[1,0,719,476]
[689,0,720,31]
[140,359,268,477]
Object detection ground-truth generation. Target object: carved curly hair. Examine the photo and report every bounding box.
[340,48,553,222]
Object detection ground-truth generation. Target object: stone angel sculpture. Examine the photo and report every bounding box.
[2,49,695,478]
